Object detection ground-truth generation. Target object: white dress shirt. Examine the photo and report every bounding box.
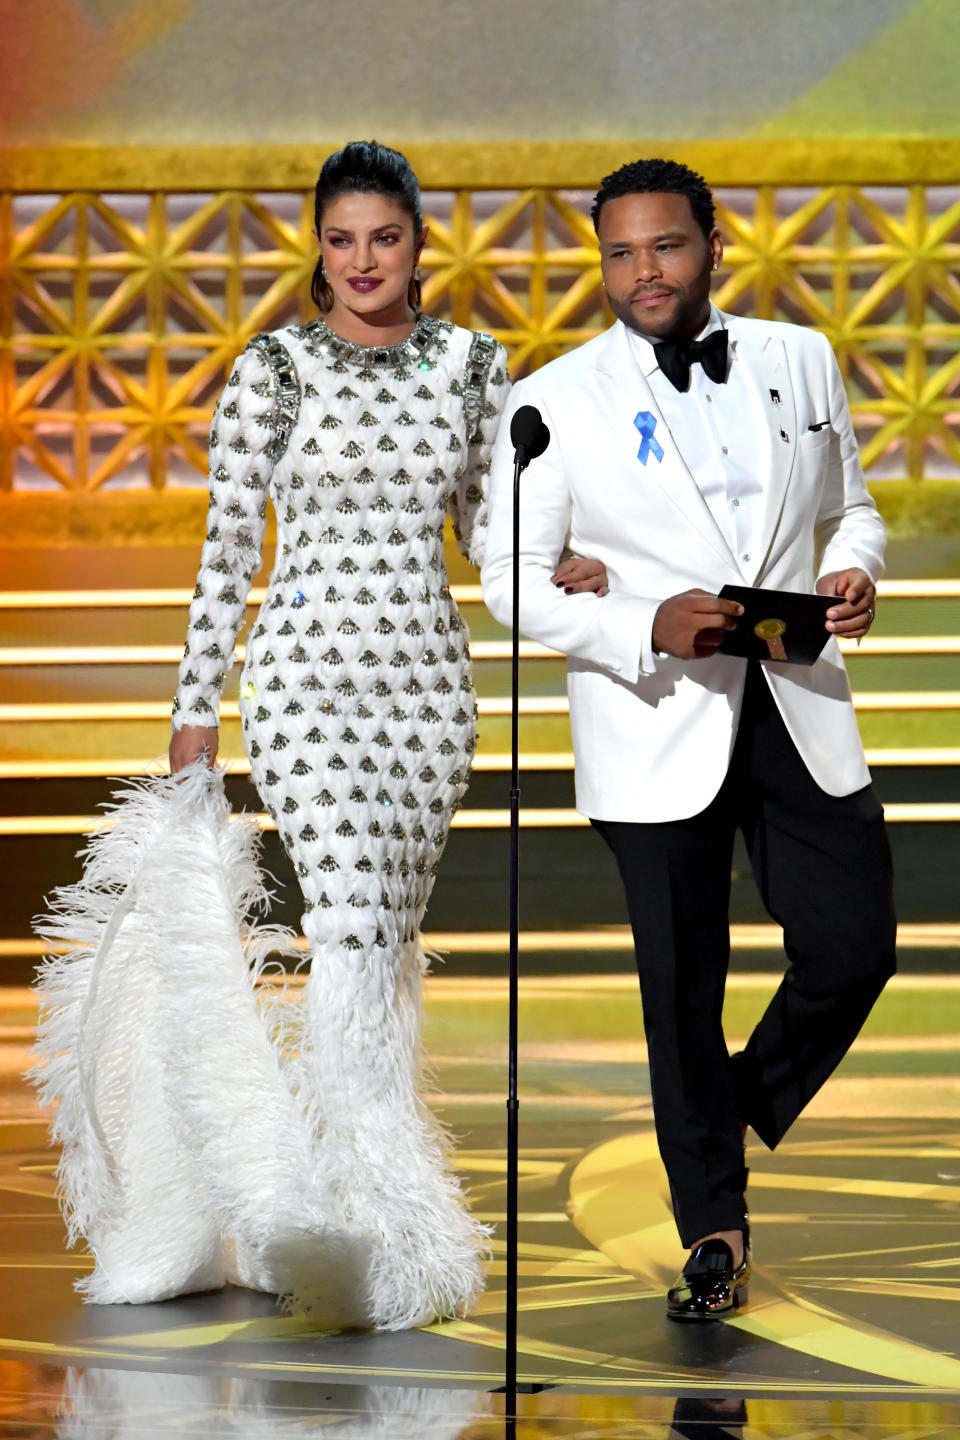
[626,304,770,573]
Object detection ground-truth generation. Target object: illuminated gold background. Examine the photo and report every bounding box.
[0,0,959,522]
[1,0,958,145]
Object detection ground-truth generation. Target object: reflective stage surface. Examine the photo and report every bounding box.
[4,1369,960,1439]
[3,973,960,1437]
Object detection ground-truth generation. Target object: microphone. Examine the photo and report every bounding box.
[510,404,550,472]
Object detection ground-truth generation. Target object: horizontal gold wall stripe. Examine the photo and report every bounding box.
[853,693,960,710]
[2,693,959,723]
[6,925,959,963]
[5,484,951,546]
[0,698,570,721]
[4,140,960,191]
[5,748,959,780]
[878,581,960,598]
[3,802,958,838]
[0,646,183,665]
[0,584,483,610]
[0,754,576,778]
[883,803,960,821]
[4,635,960,666]
[0,809,589,836]
[0,640,551,665]
[1,579,959,610]
[866,747,960,765]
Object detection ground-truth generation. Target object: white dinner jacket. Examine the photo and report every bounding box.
[481,313,886,823]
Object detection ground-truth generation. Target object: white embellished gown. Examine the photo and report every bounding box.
[177,315,504,969]
[35,315,509,1330]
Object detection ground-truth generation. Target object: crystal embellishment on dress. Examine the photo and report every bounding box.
[245,332,302,459]
[299,313,443,370]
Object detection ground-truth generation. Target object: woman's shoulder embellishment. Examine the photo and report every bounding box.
[245,332,302,460]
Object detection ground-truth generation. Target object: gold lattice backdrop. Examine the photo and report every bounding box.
[3,169,960,491]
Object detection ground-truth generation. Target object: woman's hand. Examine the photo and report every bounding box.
[551,555,609,596]
[169,725,219,775]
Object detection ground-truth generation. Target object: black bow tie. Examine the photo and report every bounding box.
[653,328,729,392]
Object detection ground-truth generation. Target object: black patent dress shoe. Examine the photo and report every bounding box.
[666,1236,750,1322]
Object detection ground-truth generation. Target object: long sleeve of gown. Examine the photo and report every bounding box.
[448,341,510,571]
[172,347,278,731]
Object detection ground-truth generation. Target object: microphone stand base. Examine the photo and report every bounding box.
[491,1385,559,1395]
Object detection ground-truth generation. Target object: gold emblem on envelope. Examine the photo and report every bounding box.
[754,616,787,660]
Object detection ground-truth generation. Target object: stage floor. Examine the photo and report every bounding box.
[3,973,960,1437]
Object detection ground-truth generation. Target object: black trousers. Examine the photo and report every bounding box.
[593,664,896,1247]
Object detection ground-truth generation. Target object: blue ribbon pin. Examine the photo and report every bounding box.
[634,411,664,466]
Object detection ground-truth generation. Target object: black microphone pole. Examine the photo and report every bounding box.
[503,406,549,1419]
[505,442,522,1416]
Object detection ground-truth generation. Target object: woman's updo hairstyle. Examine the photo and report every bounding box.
[311,141,423,312]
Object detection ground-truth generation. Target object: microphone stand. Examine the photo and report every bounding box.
[496,407,546,1425]
[504,441,524,1420]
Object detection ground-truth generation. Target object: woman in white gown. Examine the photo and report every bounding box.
[35,141,604,1329]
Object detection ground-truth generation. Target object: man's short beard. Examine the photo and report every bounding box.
[610,284,711,343]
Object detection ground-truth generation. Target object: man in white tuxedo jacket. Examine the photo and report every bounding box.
[482,158,896,1322]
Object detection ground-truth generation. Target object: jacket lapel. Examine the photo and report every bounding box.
[589,323,738,570]
[729,326,798,584]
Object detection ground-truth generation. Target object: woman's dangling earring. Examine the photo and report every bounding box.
[318,264,334,313]
[408,265,423,313]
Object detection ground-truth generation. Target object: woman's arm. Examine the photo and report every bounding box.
[170,345,280,771]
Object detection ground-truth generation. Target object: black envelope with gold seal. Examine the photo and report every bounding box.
[716,585,836,666]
